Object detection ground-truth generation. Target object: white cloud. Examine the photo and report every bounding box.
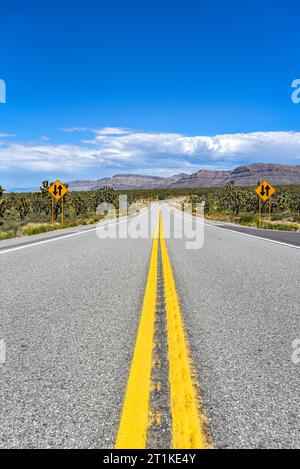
[82,129,300,165]
[60,126,133,135]
[59,127,91,133]
[94,127,133,135]
[0,133,16,138]
[1,128,300,188]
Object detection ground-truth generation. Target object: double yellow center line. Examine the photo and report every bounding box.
[115,211,211,449]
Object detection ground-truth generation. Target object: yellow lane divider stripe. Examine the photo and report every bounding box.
[159,212,212,449]
[115,221,159,449]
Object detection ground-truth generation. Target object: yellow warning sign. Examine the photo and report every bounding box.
[255,180,276,203]
[48,180,68,201]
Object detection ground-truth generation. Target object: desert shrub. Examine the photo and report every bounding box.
[0,230,15,240]
[239,215,258,226]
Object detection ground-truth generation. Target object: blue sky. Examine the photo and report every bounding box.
[1,0,300,189]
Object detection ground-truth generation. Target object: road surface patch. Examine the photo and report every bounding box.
[147,245,171,448]
[0,340,6,364]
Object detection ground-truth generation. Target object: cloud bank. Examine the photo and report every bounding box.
[1,128,300,189]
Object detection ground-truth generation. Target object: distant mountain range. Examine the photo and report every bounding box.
[68,164,300,191]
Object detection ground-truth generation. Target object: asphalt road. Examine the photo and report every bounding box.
[212,222,300,247]
[0,204,300,448]
[0,209,158,449]
[165,205,300,449]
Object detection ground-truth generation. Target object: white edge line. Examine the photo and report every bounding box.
[0,228,98,255]
[0,209,151,256]
[167,205,300,251]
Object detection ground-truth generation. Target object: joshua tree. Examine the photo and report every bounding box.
[15,196,31,221]
[223,182,245,215]
[0,185,6,225]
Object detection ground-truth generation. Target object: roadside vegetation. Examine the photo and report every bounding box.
[187,182,300,231]
[0,183,118,240]
[0,182,299,240]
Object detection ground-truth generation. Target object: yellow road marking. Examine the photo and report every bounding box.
[116,210,212,449]
[149,411,163,426]
[115,221,159,449]
[159,212,212,449]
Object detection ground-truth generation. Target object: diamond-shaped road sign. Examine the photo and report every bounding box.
[255,180,276,203]
[48,180,68,201]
